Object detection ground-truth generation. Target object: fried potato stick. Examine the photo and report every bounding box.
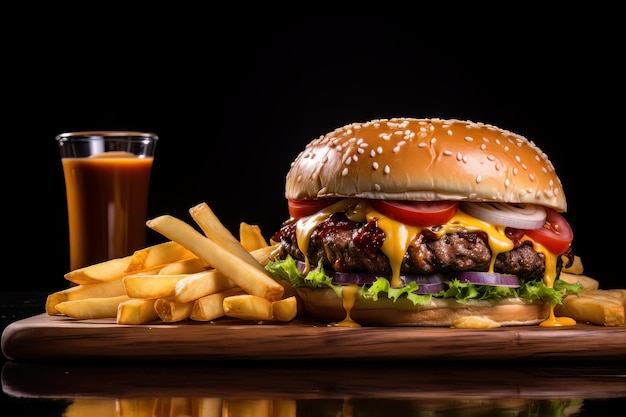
[271,296,298,322]
[125,240,197,273]
[154,297,193,322]
[189,202,266,274]
[117,298,158,325]
[46,279,127,315]
[222,294,274,321]
[557,291,625,326]
[146,215,284,301]
[174,270,236,303]
[65,255,133,285]
[55,295,130,319]
[123,274,190,299]
[158,257,209,275]
[239,222,269,251]
[190,287,245,321]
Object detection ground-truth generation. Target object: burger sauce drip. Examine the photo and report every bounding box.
[334,284,360,327]
[533,241,576,327]
[366,208,420,288]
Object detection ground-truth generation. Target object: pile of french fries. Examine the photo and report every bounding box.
[558,257,626,326]
[46,202,297,325]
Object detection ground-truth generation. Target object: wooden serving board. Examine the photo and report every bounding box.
[2,313,626,361]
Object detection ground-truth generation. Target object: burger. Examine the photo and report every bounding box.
[266,117,582,327]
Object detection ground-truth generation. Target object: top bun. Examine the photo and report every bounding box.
[285,118,567,212]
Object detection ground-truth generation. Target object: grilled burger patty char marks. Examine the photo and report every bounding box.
[272,212,566,283]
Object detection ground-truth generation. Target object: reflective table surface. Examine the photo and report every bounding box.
[2,292,625,416]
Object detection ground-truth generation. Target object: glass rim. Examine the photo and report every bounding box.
[55,131,159,141]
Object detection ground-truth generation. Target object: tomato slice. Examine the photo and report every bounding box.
[370,200,458,227]
[524,208,573,254]
[288,198,342,219]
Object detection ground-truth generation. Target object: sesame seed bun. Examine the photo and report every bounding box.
[286,118,566,212]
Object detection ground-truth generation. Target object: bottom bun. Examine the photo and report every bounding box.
[297,288,550,327]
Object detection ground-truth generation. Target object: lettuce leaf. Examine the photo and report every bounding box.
[265,255,583,306]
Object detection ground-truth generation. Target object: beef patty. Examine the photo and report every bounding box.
[271,212,563,282]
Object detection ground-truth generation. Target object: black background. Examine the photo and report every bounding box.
[4,7,623,292]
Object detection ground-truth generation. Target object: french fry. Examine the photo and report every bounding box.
[272,296,298,322]
[55,295,130,319]
[174,270,237,303]
[117,298,158,325]
[559,272,599,290]
[46,279,126,315]
[579,289,626,306]
[158,257,209,275]
[222,294,274,321]
[250,244,280,268]
[190,287,245,321]
[154,297,193,322]
[146,215,284,301]
[239,222,269,251]
[123,274,190,299]
[125,240,198,273]
[64,255,133,285]
[556,291,625,326]
[189,202,266,273]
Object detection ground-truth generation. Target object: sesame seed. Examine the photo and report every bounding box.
[456,152,463,161]
[487,155,495,161]
[384,165,390,174]
[377,146,383,154]
[443,150,453,156]
[476,175,482,183]
[374,183,381,191]
[370,150,376,157]
[447,129,453,136]
[372,162,379,169]
[504,178,510,187]
[464,136,473,142]
[529,173,535,182]
[341,167,349,176]
[418,142,427,148]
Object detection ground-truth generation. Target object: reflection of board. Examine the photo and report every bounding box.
[4,361,626,400]
[3,313,626,361]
